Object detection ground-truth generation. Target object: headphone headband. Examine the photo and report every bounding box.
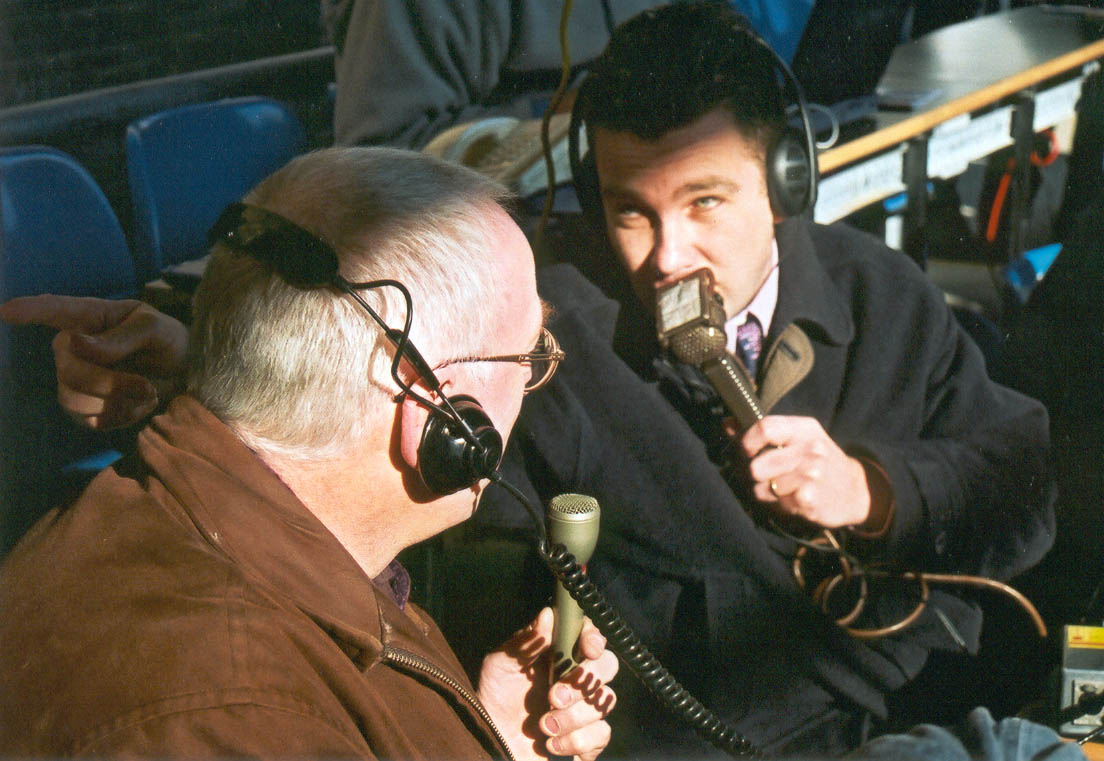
[208,202,340,288]
[569,10,817,220]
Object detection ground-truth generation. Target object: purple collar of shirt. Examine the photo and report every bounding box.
[373,559,412,610]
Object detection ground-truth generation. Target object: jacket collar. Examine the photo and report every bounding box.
[772,217,854,348]
[138,396,424,655]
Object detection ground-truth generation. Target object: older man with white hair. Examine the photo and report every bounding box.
[0,146,617,759]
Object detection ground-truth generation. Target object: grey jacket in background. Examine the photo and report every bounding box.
[322,0,661,148]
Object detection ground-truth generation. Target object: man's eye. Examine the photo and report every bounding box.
[692,196,721,210]
[612,206,647,226]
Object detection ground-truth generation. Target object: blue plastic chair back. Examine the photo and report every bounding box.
[0,146,135,553]
[125,96,307,281]
[0,145,137,306]
[1,145,138,373]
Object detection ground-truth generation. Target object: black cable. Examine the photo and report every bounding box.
[539,540,759,758]
[486,478,761,758]
[337,277,483,448]
[1080,723,1104,746]
[487,472,547,547]
[599,0,615,35]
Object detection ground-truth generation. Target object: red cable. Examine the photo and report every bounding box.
[985,129,1059,243]
[1031,127,1060,168]
[986,159,1015,243]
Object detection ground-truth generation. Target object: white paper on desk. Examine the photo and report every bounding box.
[876,85,943,111]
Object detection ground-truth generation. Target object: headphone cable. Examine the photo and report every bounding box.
[339,277,486,452]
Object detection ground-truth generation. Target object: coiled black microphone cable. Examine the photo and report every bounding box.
[488,473,760,758]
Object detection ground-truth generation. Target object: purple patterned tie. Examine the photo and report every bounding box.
[736,314,763,377]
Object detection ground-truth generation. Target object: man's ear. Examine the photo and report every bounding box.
[398,394,431,469]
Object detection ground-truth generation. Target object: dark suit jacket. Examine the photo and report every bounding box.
[479,217,1054,756]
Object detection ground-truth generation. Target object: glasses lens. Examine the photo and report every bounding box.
[525,360,552,391]
[523,328,561,392]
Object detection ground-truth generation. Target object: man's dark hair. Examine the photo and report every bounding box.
[578,1,786,155]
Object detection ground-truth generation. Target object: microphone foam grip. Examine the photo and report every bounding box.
[547,493,600,680]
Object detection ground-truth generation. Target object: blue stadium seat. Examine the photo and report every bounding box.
[0,146,137,301]
[125,96,307,283]
[1,145,138,554]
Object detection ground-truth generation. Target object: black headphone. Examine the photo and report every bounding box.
[568,9,818,224]
[206,202,504,496]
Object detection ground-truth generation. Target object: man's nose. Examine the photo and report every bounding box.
[651,218,688,277]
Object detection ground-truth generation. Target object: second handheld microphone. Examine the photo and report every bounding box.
[547,493,600,680]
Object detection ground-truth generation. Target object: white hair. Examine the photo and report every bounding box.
[186,146,516,460]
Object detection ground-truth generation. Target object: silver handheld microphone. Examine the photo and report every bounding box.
[656,269,764,432]
[547,493,600,680]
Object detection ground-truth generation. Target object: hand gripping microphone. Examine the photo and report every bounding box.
[532,489,759,756]
[547,493,600,681]
[655,269,765,432]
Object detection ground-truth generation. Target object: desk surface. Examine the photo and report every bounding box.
[819,6,1104,173]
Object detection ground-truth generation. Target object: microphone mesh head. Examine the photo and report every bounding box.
[669,325,726,366]
[549,493,599,518]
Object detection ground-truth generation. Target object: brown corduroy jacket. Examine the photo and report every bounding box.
[0,395,513,759]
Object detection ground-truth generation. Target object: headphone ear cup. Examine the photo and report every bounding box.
[766,129,814,218]
[417,395,504,496]
[568,87,605,231]
[574,150,604,229]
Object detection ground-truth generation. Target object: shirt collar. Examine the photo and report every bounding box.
[725,238,780,354]
[373,559,412,610]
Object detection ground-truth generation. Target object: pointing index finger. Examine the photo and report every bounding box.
[0,295,142,334]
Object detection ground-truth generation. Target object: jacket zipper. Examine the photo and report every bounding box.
[381,646,517,761]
